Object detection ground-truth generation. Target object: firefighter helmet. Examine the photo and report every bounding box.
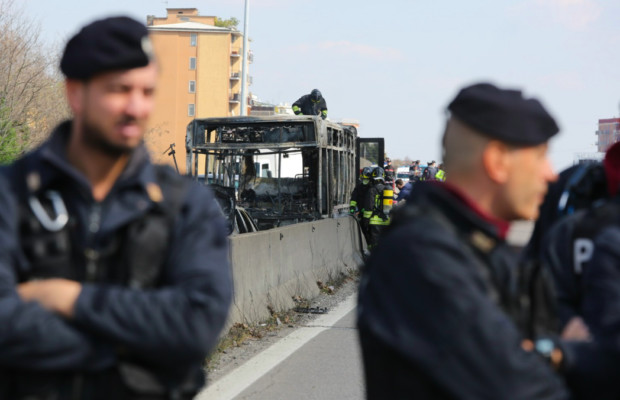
[372,166,385,182]
[310,89,322,102]
[361,166,372,180]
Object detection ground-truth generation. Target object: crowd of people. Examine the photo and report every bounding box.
[349,157,447,248]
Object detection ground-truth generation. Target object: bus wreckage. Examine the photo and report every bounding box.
[184,114,384,326]
[185,115,382,234]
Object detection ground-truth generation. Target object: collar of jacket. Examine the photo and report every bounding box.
[34,120,158,200]
[411,181,510,241]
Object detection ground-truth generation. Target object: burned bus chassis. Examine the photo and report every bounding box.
[186,115,358,232]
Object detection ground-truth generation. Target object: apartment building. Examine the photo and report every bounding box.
[596,117,620,152]
[145,8,248,170]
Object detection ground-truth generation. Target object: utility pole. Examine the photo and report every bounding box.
[240,0,250,116]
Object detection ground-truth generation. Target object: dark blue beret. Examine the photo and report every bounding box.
[447,83,559,146]
[60,16,154,80]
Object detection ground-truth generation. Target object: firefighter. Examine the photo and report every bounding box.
[435,163,446,181]
[367,166,392,249]
[292,89,328,119]
[350,167,373,244]
[384,158,395,183]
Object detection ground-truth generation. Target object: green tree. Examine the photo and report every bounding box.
[0,0,68,154]
[214,17,240,29]
[0,98,28,164]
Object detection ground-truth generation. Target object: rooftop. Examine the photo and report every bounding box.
[148,21,237,33]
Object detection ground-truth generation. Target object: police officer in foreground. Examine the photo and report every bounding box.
[357,82,590,399]
[292,89,328,119]
[0,16,232,399]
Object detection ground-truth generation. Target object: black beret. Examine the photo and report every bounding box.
[447,83,559,146]
[60,16,154,80]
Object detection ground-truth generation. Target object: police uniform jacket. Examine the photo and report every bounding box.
[542,200,620,399]
[0,121,233,397]
[357,182,569,400]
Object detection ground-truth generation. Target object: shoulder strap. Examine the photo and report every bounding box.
[120,165,191,289]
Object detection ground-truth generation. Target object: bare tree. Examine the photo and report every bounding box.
[0,0,68,161]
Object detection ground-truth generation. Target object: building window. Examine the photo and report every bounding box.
[189,80,196,93]
[188,104,195,116]
[180,17,189,21]
[189,57,196,70]
[190,33,197,46]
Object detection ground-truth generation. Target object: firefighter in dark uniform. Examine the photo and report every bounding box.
[384,158,395,183]
[358,82,591,399]
[366,166,392,249]
[292,89,328,120]
[350,166,373,244]
[0,17,232,399]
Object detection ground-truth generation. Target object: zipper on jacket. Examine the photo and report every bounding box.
[84,202,102,282]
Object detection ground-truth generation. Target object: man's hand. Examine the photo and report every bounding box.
[18,279,82,319]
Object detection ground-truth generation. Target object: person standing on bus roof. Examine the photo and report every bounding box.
[292,89,328,120]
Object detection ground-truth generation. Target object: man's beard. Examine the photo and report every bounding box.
[82,116,137,158]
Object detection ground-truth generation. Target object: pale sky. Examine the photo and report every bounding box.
[23,0,620,170]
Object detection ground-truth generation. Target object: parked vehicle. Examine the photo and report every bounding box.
[396,166,411,183]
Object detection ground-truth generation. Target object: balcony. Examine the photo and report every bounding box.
[230,72,240,80]
[230,50,240,58]
[229,93,240,103]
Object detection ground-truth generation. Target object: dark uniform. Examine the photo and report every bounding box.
[358,83,577,399]
[350,172,373,243]
[358,182,569,399]
[538,144,620,399]
[292,89,328,119]
[384,161,394,183]
[0,122,232,399]
[0,16,232,400]
[366,167,391,249]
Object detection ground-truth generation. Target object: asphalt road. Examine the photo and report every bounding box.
[231,308,363,400]
[197,295,363,400]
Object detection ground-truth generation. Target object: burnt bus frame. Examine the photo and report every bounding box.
[185,115,358,225]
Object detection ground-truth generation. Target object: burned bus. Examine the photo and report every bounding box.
[185,115,381,233]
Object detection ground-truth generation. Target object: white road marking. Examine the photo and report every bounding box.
[195,294,358,400]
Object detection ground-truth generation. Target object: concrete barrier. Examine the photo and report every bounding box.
[227,215,365,325]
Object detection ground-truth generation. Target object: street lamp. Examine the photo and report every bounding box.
[240,0,250,116]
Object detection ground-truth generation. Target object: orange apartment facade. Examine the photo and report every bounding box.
[145,8,248,171]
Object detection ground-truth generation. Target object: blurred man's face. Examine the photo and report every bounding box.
[501,142,556,220]
[69,62,158,156]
